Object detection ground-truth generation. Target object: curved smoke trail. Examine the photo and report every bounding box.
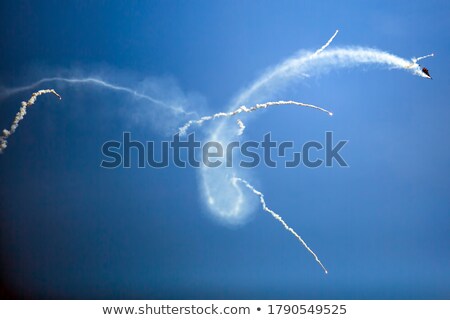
[196,31,433,272]
[413,53,434,63]
[0,30,433,272]
[200,33,433,224]
[0,89,61,153]
[0,77,196,116]
[178,100,333,136]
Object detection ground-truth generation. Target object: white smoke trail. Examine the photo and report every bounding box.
[235,48,431,107]
[232,177,328,274]
[236,119,245,136]
[312,29,339,57]
[413,53,434,63]
[0,89,61,153]
[178,100,332,135]
[201,32,434,224]
[233,31,342,106]
[0,77,195,116]
[405,53,434,77]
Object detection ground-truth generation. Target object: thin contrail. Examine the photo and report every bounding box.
[232,177,328,274]
[0,77,195,116]
[178,100,332,135]
[413,53,434,63]
[312,29,339,57]
[0,89,61,153]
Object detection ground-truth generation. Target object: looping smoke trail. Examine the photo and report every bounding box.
[178,100,333,135]
[202,31,435,224]
[0,77,196,116]
[0,89,61,153]
[232,177,328,274]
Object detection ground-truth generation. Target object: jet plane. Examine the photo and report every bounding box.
[421,67,432,79]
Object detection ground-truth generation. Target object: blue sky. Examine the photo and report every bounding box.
[0,0,449,299]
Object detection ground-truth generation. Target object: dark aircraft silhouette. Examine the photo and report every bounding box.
[421,67,432,79]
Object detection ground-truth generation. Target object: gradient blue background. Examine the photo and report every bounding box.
[0,0,448,299]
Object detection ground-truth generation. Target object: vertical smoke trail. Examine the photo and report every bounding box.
[178,100,332,135]
[0,89,61,153]
[232,177,328,274]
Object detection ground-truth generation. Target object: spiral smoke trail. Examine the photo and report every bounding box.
[0,89,61,153]
[0,29,433,273]
[232,177,328,274]
[200,31,434,225]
